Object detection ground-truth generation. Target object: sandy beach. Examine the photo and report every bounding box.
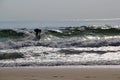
[0,66,120,80]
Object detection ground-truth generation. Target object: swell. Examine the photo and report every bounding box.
[46,25,120,37]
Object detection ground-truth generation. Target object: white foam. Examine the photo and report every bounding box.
[0,46,120,66]
[52,29,63,33]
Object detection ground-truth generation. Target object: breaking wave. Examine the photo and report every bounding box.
[0,25,120,49]
[0,46,120,67]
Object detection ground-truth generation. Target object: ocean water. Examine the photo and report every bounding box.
[0,20,120,29]
[0,20,120,67]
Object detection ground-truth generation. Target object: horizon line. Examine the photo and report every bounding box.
[0,18,120,22]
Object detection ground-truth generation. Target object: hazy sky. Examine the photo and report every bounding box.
[0,0,120,21]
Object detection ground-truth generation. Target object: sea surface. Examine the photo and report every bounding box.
[0,20,120,67]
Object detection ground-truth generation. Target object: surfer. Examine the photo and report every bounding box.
[34,28,41,40]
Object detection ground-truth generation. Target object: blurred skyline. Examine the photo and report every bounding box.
[0,0,120,21]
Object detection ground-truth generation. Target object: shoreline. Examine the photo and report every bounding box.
[1,65,120,68]
[1,65,120,80]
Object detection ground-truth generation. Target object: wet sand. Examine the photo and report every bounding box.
[0,66,120,80]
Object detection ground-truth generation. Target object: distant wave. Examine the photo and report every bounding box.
[68,18,120,21]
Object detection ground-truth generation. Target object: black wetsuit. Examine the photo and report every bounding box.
[34,29,41,40]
